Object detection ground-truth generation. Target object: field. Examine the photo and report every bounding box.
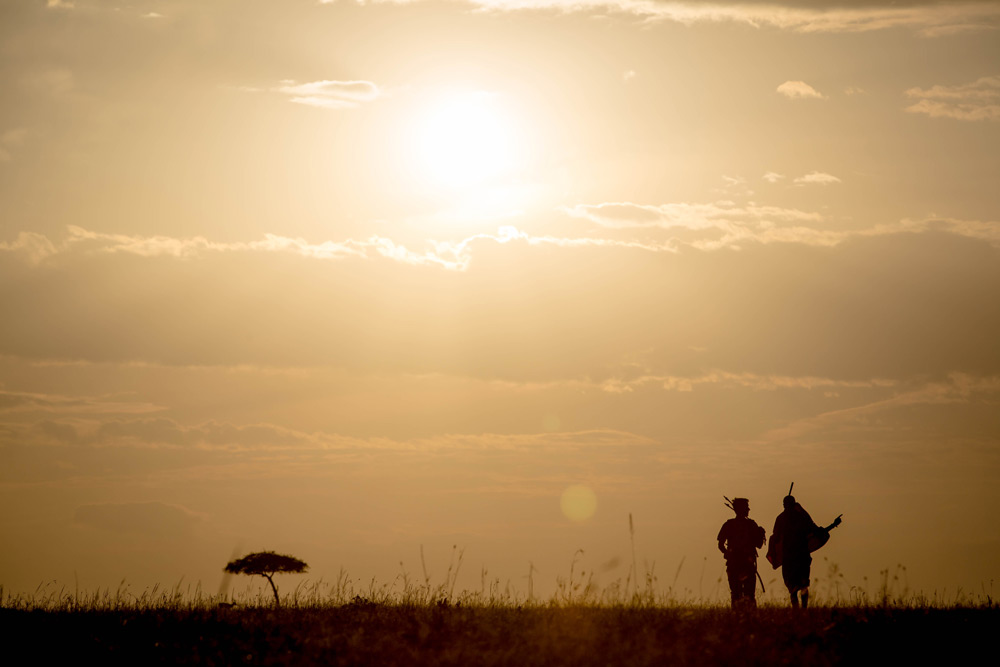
[3,589,995,666]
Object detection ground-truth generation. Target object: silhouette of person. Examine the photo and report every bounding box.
[770,494,818,608]
[717,497,766,609]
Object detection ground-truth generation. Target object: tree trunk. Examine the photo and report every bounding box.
[263,573,280,608]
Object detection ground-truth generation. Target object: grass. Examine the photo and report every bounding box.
[2,529,995,666]
[2,548,994,611]
[1,560,996,666]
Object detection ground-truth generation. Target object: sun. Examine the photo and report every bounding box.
[413,91,518,189]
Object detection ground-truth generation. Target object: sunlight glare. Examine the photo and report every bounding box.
[415,91,517,188]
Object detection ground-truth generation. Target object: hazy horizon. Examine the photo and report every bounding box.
[2,0,999,602]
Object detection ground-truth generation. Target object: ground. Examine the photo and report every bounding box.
[2,604,995,665]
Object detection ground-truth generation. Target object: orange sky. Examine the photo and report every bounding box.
[1,0,999,602]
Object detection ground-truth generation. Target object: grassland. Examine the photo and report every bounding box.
[2,579,995,666]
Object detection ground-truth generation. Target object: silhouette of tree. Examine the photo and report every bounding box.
[224,551,308,607]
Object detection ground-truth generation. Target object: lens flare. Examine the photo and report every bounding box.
[560,485,597,522]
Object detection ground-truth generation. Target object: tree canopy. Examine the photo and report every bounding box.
[225,551,308,577]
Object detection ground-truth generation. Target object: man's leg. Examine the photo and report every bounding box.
[783,567,799,608]
[743,574,757,608]
[784,556,810,608]
[801,561,811,608]
[727,568,740,608]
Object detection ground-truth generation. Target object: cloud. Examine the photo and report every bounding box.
[0,417,365,451]
[777,80,826,99]
[30,69,75,97]
[794,171,841,185]
[6,224,683,272]
[905,76,1000,121]
[74,502,206,534]
[2,128,28,145]
[0,232,58,264]
[0,128,28,163]
[61,225,465,269]
[560,201,823,230]
[764,373,1000,441]
[275,79,381,110]
[598,371,896,395]
[3,413,654,454]
[563,203,1000,250]
[4,212,1000,284]
[330,1,1000,35]
[889,216,1000,246]
[719,175,755,196]
[3,227,999,397]
[763,172,784,183]
[0,390,164,415]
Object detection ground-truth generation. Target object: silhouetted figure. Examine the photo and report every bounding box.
[767,490,842,608]
[717,497,765,609]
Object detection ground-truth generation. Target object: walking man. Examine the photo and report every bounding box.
[717,497,766,609]
[768,488,842,608]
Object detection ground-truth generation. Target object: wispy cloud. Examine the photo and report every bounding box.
[905,75,1000,121]
[598,371,896,394]
[0,128,28,163]
[719,175,755,197]
[30,69,74,97]
[275,79,381,110]
[764,373,1000,441]
[334,1,1000,36]
[0,232,58,264]
[763,172,785,183]
[3,224,681,271]
[61,225,465,269]
[0,390,165,415]
[74,502,206,534]
[794,171,841,185]
[2,414,653,453]
[4,213,999,275]
[560,201,823,230]
[893,216,1000,246]
[777,80,826,99]
[563,203,1000,250]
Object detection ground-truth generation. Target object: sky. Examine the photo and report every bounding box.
[1,0,999,603]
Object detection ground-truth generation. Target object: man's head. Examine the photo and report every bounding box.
[783,495,796,509]
[732,497,750,518]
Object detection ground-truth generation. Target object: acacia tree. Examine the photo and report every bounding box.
[224,551,308,608]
